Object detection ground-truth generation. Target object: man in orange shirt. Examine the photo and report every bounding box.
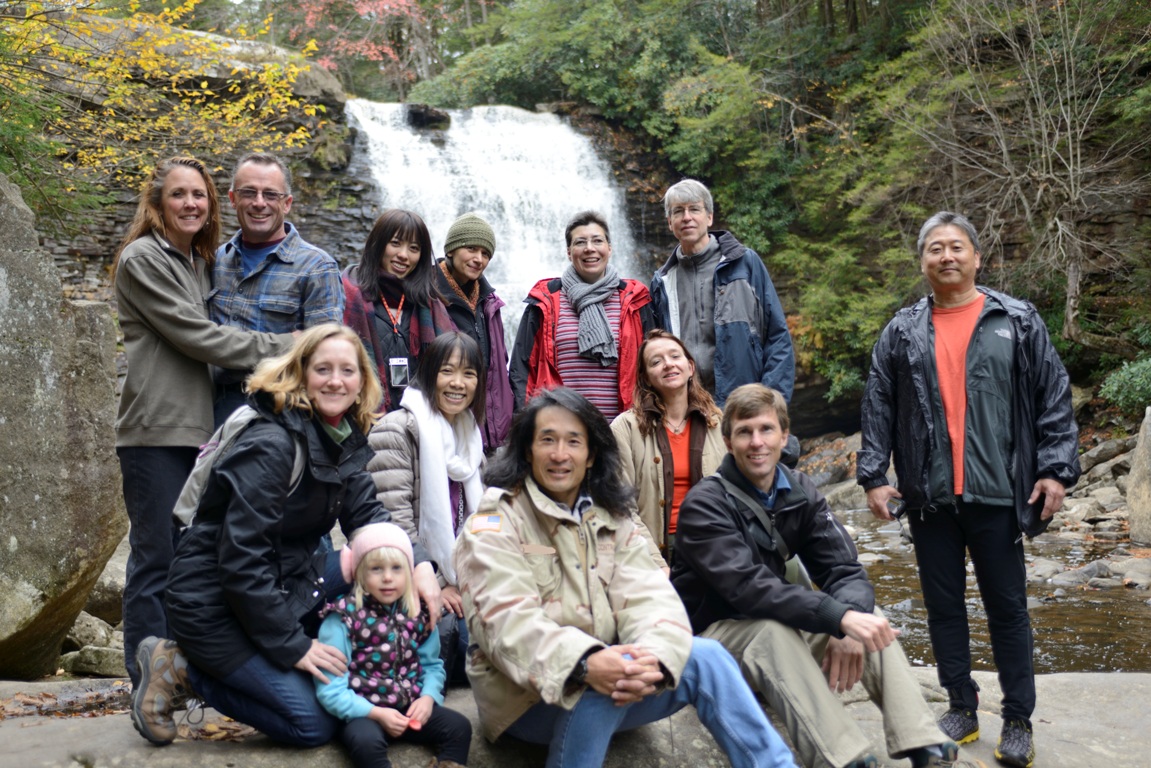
[857,212,1081,768]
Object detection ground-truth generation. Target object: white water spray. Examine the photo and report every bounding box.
[346,100,642,315]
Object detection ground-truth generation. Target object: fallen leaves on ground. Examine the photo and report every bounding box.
[0,683,130,720]
[178,717,259,742]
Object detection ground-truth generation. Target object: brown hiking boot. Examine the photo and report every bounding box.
[130,636,191,745]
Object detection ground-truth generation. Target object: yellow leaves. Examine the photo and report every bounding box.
[3,1,317,188]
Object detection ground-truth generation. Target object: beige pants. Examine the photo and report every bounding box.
[703,609,944,768]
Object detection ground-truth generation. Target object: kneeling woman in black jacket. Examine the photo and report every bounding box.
[129,324,442,749]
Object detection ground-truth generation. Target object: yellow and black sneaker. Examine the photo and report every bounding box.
[939,707,980,745]
[994,718,1035,768]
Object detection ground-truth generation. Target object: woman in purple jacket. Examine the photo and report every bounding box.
[432,212,513,451]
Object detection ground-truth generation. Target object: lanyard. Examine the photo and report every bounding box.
[380,293,405,334]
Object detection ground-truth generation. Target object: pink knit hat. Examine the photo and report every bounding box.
[340,522,414,583]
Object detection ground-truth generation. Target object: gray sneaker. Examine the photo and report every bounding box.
[939,706,980,745]
[995,718,1035,768]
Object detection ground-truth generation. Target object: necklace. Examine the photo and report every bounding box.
[665,414,688,434]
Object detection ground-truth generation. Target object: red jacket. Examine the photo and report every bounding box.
[509,277,654,410]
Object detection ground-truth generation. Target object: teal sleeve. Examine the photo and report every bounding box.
[417,626,447,705]
[314,613,374,721]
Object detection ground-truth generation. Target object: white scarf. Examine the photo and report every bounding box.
[400,386,483,585]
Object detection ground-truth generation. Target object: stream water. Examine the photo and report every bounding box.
[848,508,1151,673]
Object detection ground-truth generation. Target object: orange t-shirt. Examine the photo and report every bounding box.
[933,294,985,495]
[667,422,692,534]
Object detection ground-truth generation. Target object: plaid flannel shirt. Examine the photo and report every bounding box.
[211,222,344,334]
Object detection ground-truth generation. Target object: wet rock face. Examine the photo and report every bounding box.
[1127,407,1151,545]
[0,171,126,680]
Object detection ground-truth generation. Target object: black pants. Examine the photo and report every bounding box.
[341,703,472,768]
[118,445,197,686]
[909,500,1035,721]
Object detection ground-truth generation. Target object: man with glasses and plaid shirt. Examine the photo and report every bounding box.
[210,152,344,425]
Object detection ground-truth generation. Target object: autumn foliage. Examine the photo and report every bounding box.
[0,0,321,222]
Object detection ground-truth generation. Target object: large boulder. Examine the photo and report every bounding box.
[1127,407,1151,545]
[0,172,126,679]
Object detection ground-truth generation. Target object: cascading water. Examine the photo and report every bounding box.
[346,100,643,322]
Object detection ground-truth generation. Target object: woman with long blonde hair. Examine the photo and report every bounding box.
[129,324,442,750]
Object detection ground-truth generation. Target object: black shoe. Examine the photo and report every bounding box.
[995,718,1035,768]
[939,706,980,745]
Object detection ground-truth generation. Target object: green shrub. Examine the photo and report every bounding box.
[1099,357,1151,416]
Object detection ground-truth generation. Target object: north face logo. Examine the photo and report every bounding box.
[995,328,1012,339]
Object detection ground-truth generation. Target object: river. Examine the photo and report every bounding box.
[847,508,1151,673]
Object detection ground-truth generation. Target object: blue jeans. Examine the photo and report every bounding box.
[187,551,352,746]
[504,638,796,768]
[118,445,197,686]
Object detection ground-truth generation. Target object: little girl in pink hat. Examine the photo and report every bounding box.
[316,522,471,768]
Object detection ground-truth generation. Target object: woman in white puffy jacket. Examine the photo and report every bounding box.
[366,331,486,684]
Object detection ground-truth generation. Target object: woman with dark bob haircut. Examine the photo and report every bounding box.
[485,387,636,519]
[367,331,488,684]
[114,155,293,687]
[342,209,454,413]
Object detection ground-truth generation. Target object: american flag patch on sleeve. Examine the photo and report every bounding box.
[470,514,503,533]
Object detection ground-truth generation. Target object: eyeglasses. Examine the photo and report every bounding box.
[570,236,608,249]
[670,204,708,220]
[234,188,288,203]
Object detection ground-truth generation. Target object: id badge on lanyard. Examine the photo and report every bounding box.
[389,357,410,387]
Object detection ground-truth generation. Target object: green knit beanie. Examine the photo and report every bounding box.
[444,212,496,257]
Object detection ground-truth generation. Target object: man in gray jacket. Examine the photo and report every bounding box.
[650,179,794,405]
[858,211,1081,768]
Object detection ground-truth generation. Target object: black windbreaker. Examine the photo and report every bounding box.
[166,394,425,678]
[857,287,1081,537]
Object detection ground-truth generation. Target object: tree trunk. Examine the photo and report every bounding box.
[1062,251,1136,356]
[845,0,858,34]
[821,0,836,35]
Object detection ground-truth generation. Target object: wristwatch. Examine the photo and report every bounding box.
[572,654,590,685]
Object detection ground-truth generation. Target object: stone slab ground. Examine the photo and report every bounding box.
[1,668,1146,767]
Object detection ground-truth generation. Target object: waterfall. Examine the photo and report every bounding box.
[346,100,643,320]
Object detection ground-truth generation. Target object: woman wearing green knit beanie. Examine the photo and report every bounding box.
[436,212,513,452]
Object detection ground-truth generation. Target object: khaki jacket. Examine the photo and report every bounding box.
[454,479,693,740]
[114,231,290,448]
[611,410,726,550]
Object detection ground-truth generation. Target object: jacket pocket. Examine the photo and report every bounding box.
[524,551,562,605]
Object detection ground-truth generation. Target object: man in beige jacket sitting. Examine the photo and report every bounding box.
[454,387,797,768]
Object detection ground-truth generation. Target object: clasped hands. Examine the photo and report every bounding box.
[583,644,666,706]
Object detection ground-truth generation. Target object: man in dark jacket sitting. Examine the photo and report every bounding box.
[857,211,1081,768]
[672,384,956,768]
